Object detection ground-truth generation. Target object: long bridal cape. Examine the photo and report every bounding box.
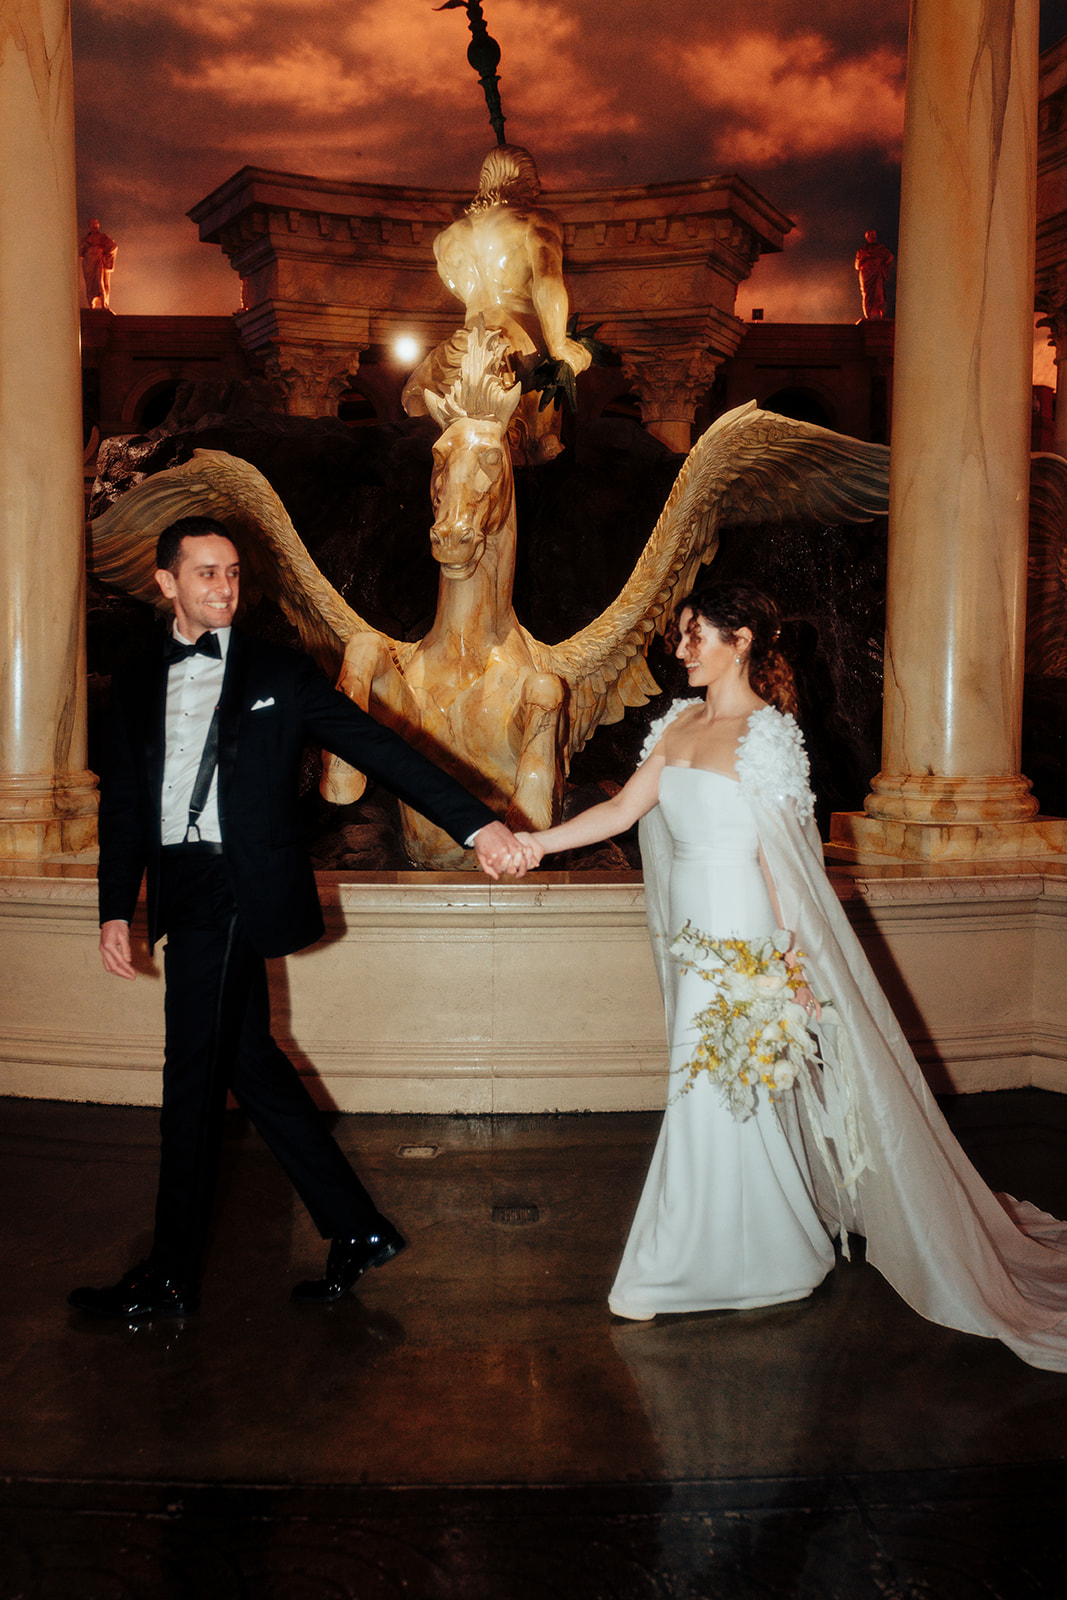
[638,701,1067,1372]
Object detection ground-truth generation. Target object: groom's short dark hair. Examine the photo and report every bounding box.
[156,516,233,574]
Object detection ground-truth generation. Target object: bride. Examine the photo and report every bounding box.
[516,580,1067,1371]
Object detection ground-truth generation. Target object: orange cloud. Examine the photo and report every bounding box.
[338,0,490,91]
[177,41,379,113]
[675,32,905,167]
[173,1,634,155]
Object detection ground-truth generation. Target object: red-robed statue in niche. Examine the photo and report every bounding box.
[854,229,894,321]
[79,219,117,310]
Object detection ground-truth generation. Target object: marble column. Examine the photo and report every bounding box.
[621,347,721,454]
[831,0,1066,862]
[0,0,97,858]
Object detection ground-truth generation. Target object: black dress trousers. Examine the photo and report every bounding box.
[152,850,378,1283]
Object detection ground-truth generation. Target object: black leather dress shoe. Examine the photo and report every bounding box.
[68,1260,199,1321]
[290,1219,406,1304]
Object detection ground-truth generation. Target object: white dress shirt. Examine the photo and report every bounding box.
[158,624,490,854]
[160,627,230,846]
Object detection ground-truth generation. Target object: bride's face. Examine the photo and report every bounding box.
[675,607,739,688]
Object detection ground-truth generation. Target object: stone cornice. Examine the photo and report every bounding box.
[192,165,790,396]
[189,165,792,264]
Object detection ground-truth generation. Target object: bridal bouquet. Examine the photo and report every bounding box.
[669,923,831,1121]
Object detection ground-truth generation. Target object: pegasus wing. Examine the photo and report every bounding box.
[530,402,890,760]
[88,448,387,675]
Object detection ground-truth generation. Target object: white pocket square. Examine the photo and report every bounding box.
[251,697,275,711]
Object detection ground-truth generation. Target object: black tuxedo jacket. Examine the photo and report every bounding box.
[97,627,497,957]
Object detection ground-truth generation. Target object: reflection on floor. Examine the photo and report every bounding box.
[1,1091,1066,1597]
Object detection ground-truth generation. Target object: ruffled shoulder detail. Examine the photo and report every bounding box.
[736,706,815,821]
[639,698,701,764]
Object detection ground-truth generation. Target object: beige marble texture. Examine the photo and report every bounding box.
[0,0,97,859]
[829,811,1067,863]
[857,0,1052,861]
[2,863,1065,1110]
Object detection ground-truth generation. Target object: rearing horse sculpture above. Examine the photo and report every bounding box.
[89,323,891,868]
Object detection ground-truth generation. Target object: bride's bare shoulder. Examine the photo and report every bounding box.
[662,702,704,733]
[659,701,705,747]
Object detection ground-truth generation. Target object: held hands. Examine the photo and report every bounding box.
[472,821,536,880]
[99,919,137,980]
[513,832,545,870]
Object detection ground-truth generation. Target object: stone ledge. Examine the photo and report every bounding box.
[1,864,1065,1109]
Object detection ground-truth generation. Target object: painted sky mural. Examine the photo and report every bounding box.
[72,0,1067,354]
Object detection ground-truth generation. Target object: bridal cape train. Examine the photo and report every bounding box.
[619,701,1067,1372]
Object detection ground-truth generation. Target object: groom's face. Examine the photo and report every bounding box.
[155,534,240,641]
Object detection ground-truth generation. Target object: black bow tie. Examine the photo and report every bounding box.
[164,632,222,664]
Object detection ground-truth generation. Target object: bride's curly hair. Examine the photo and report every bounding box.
[671,580,799,717]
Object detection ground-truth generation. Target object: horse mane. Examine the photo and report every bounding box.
[431,319,521,430]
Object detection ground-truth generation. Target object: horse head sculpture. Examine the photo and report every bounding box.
[424,328,522,582]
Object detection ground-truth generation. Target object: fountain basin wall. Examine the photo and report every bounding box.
[1,866,1065,1110]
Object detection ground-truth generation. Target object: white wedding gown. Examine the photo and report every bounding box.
[609,702,1067,1370]
[609,766,835,1317]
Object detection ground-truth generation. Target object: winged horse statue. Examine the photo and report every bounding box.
[88,323,890,867]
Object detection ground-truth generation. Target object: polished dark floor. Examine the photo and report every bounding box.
[2,1091,1067,1598]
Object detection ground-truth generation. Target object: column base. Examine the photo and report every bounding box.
[0,773,98,861]
[827,811,1067,864]
[862,771,1040,824]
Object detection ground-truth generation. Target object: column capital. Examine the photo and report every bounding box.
[1035,262,1067,324]
[1035,265,1067,357]
[262,341,360,418]
[621,346,721,452]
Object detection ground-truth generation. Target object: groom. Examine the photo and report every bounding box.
[70,515,528,1322]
